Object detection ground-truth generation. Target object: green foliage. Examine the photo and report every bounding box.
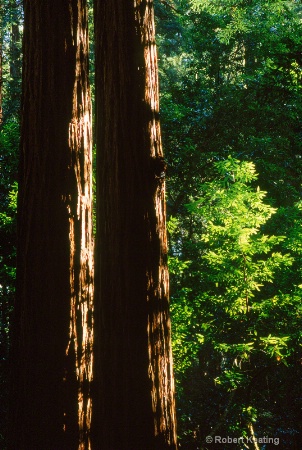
[155,1,302,444]
[0,3,22,445]
[168,158,302,448]
[186,158,293,309]
[0,121,18,448]
[156,0,302,212]
[0,119,18,293]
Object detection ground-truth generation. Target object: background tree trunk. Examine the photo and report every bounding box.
[8,0,21,113]
[92,1,177,449]
[0,40,2,126]
[9,1,93,448]
[0,1,3,125]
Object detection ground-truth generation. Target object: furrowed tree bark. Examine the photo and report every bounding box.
[93,1,178,449]
[9,1,93,449]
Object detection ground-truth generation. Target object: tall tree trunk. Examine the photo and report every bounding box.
[9,1,93,449]
[92,1,177,449]
[0,39,2,126]
[0,1,3,125]
[8,0,22,113]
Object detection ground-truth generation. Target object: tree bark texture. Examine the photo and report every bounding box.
[9,1,93,449]
[93,1,177,449]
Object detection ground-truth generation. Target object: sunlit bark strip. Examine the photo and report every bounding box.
[9,1,93,448]
[93,0,177,448]
[67,2,94,445]
[134,0,177,443]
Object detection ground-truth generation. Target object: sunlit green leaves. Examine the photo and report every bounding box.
[156,0,302,445]
[168,157,302,445]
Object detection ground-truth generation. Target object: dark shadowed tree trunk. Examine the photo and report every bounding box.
[92,1,178,449]
[9,1,93,449]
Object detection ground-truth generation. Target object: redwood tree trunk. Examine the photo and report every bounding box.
[9,1,93,449]
[93,1,177,449]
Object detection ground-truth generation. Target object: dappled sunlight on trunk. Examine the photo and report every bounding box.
[92,0,177,448]
[135,1,177,445]
[67,3,94,447]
